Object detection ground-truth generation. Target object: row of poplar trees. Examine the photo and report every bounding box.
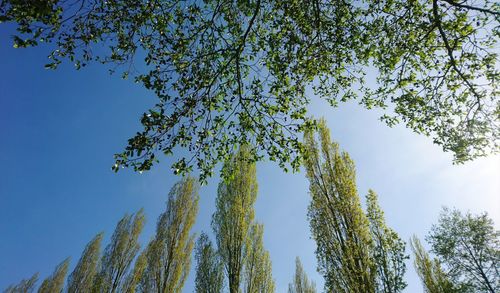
[4,146,275,293]
[5,121,498,293]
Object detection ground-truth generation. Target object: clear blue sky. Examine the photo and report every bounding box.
[1,24,499,292]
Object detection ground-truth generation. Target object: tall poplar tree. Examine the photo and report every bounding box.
[67,233,103,293]
[38,258,70,293]
[366,190,408,292]
[194,233,224,293]
[288,257,317,293]
[410,237,460,293]
[243,223,275,293]
[303,120,408,292]
[96,209,145,293]
[303,120,376,292]
[212,147,258,293]
[139,176,199,293]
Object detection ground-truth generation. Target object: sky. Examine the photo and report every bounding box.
[1,24,499,292]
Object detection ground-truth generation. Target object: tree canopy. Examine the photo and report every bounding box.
[426,208,499,293]
[1,0,498,181]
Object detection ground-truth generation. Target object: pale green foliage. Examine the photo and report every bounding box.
[303,120,408,292]
[366,190,408,292]
[38,258,70,293]
[68,233,103,293]
[139,176,199,293]
[96,209,146,293]
[211,147,274,293]
[4,273,39,293]
[2,180,202,293]
[303,120,376,292]
[194,233,224,293]
[2,0,498,180]
[212,147,258,293]
[255,252,274,293]
[288,257,317,293]
[121,251,147,293]
[243,224,275,293]
[427,208,500,293]
[410,236,460,293]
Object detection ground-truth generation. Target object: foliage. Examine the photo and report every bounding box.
[212,146,259,293]
[1,179,200,293]
[303,119,408,292]
[67,233,103,293]
[212,146,274,293]
[139,176,199,293]
[287,257,316,293]
[96,209,146,293]
[366,190,408,292]
[1,0,498,181]
[38,258,70,293]
[121,250,147,293]
[426,208,500,293]
[3,273,39,293]
[410,236,461,293]
[243,224,275,293]
[303,119,376,292]
[194,233,224,293]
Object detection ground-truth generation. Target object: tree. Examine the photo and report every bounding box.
[139,176,199,293]
[1,0,498,180]
[121,251,147,293]
[303,119,376,292]
[288,257,316,293]
[426,208,500,293]
[303,119,408,292]
[4,273,39,293]
[38,258,70,293]
[96,209,146,293]
[410,236,461,293]
[243,223,275,293]
[67,233,103,293]
[366,190,408,293]
[2,180,202,293]
[212,147,258,293]
[194,233,224,293]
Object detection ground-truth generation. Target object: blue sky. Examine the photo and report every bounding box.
[1,25,499,292]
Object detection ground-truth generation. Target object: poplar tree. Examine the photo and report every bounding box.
[303,120,408,292]
[121,251,147,293]
[255,252,274,293]
[4,273,39,293]
[67,233,103,293]
[288,257,317,293]
[243,224,275,293]
[38,258,70,293]
[212,147,258,293]
[194,233,224,293]
[366,190,408,292]
[139,176,199,293]
[410,237,460,293]
[96,209,146,293]
[303,120,376,292]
